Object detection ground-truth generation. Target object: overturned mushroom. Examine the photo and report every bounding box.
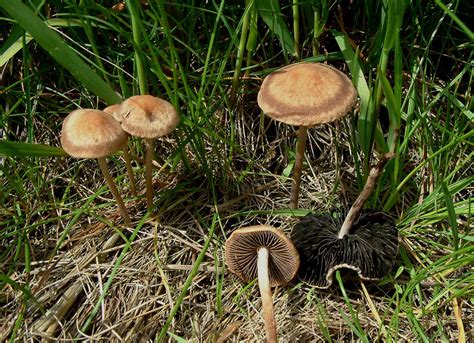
[61,109,131,226]
[292,210,397,288]
[257,62,357,209]
[291,154,398,288]
[225,225,300,343]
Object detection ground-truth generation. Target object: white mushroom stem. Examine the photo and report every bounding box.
[145,138,154,211]
[123,148,137,197]
[257,247,278,343]
[97,157,132,226]
[338,153,395,239]
[290,125,308,209]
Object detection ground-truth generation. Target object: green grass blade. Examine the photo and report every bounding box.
[441,182,459,251]
[167,332,188,343]
[0,33,33,67]
[0,273,43,311]
[255,0,296,56]
[0,0,122,105]
[434,0,474,41]
[0,141,66,157]
[335,271,369,342]
[1,18,95,68]
[156,213,219,342]
[79,213,150,335]
[332,29,387,168]
[125,0,148,95]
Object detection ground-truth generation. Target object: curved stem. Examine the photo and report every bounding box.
[97,157,131,226]
[123,148,137,196]
[257,247,278,343]
[289,125,308,209]
[338,153,395,239]
[145,138,154,212]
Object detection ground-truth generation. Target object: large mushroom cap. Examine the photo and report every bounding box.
[225,225,300,287]
[291,210,398,289]
[61,109,128,159]
[119,95,179,138]
[257,62,357,126]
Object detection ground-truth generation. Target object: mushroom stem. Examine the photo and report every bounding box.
[290,125,308,209]
[145,138,154,212]
[123,148,137,196]
[338,153,395,239]
[97,157,132,226]
[257,247,278,343]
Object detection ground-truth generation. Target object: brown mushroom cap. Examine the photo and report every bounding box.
[61,109,128,158]
[257,62,357,126]
[225,225,300,287]
[119,95,179,138]
[103,103,124,123]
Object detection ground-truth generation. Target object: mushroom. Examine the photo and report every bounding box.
[104,103,138,197]
[291,154,398,288]
[117,95,179,211]
[292,210,398,288]
[225,225,300,342]
[257,62,357,209]
[61,109,132,226]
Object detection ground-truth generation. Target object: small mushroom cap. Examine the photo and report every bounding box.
[103,103,124,123]
[61,109,128,159]
[119,95,179,138]
[291,210,398,289]
[257,62,357,126]
[225,225,300,287]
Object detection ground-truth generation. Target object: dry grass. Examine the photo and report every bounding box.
[1,113,471,342]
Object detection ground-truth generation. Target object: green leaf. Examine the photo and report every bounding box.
[441,182,459,251]
[332,30,370,118]
[434,0,474,41]
[255,0,295,56]
[0,33,33,68]
[332,29,387,159]
[0,273,43,311]
[0,140,66,157]
[383,0,405,51]
[379,71,400,150]
[0,0,122,105]
[0,19,96,68]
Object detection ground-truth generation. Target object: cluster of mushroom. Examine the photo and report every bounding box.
[61,95,179,226]
[225,62,398,342]
[59,62,398,342]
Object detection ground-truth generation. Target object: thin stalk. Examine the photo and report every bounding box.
[257,247,278,343]
[126,0,148,95]
[289,125,308,209]
[103,106,137,197]
[293,0,300,60]
[122,148,137,196]
[230,0,252,104]
[97,157,132,226]
[338,153,395,238]
[145,138,154,211]
[313,9,320,56]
